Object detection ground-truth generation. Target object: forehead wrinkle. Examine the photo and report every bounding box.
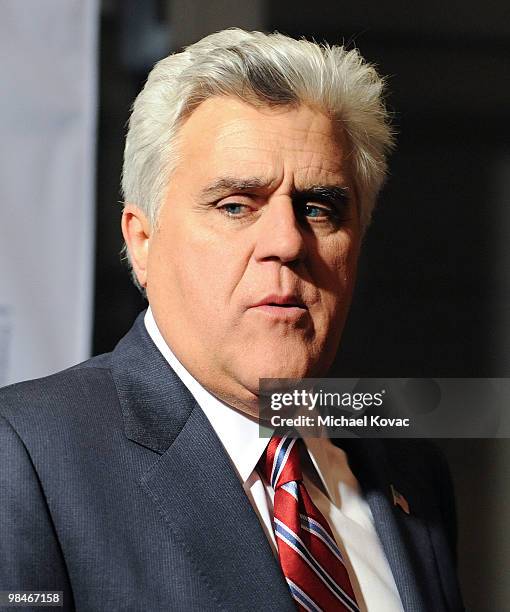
[213,114,335,136]
[219,144,345,180]
[293,162,347,183]
[222,143,339,155]
[215,124,341,155]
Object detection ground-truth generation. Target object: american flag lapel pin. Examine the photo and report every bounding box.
[390,484,410,515]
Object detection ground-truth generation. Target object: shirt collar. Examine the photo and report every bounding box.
[144,307,269,483]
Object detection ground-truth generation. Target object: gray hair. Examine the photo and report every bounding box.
[122,28,394,284]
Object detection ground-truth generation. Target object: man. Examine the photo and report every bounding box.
[0,29,463,611]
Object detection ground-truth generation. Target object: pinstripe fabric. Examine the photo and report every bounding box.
[262,434,360,612]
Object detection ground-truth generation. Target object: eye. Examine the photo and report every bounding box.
[303,204,330,219]
[297,202,338,222]
[217,202,251,217]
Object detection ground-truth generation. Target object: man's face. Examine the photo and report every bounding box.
[142,97,361,412]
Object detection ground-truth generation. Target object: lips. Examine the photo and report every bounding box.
[248,298,308,322]
[250,294,307,309]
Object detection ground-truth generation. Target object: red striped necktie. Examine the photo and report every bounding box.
[261,434,359,612]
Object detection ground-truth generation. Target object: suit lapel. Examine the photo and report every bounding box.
[111,313,295,611]
[341,438,449,612]
[140,403,295,611]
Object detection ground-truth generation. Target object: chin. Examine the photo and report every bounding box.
[223,336,337,396]
[238,353,319,391]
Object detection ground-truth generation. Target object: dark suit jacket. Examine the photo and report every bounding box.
[0,312,464,611]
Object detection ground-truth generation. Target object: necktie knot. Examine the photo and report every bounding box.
[262,434,302,489]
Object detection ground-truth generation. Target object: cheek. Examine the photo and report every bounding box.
[168,233,246,310]
[320,233,358,276]
[316,239,359,317]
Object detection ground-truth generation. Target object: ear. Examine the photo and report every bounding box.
[121,204,151,288]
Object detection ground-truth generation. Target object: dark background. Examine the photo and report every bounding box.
[95,2,510,609]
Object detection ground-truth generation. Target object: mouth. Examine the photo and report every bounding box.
[251,294,307,309]
[249,295,308,320]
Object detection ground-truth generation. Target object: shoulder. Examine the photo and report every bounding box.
[0,352,117,442]
[0,352,112,402]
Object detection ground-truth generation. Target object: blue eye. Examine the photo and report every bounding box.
[304,204,329,218]
[219,203,248,217]
[224,204,244,214]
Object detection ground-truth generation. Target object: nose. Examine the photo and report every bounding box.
[253,198,307,264]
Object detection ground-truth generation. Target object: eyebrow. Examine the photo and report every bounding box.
[199,176,274,200]
[292,185,350,206]
[199,176,350,204]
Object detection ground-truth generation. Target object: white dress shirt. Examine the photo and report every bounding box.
[145,307,404,612]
